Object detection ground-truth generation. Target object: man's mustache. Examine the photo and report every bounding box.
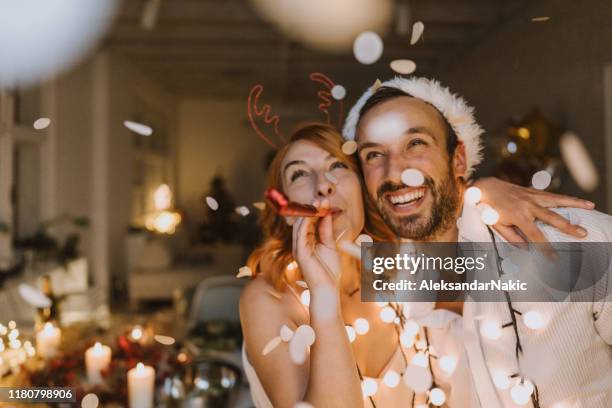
[376,177,435,200]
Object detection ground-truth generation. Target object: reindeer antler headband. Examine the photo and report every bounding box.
[247,72,345,149]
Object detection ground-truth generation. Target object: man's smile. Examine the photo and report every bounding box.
[383,187,428,214]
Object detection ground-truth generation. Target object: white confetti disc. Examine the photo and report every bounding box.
[531,170,552,190]
[429,387,446,406]
[353,31,384,64]
[262,336,281,356]
[479,204,500,225]
[383,370,400,388]
[33,117,51,130]
[295,324,316,347]
[354,318,370,335]
[410,21,425,45]
[464,186,482,205]
[510,382,533,405]
[523,310,547,329]
[235,206,250,216]
[153,334,175,346]
[492,371,511,390]
[345,325,356,343]
[294,403,314,408]
[399,331,415,348]
[324,172,338,184]
[439,355,457,375]
[236,266,253,278]
[356,234,373,246]
[124,120,153,136]
[403,319,419,337]
[403,364,432,393]
[361,377,378,397]
[401,168,424,186]
[390,59,417,75]
[480,320,502,340]
[81,393,99,408]
[18,284,51,308]
[559,131,598,192]
[296,280,308,288]
[342,140,358,155]
[300,289,310,307]
[380,306,396,323]
[331,85,346,100]
[280,325,294,342]
[206,196,219,210]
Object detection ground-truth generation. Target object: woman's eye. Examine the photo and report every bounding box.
[290,170,307,182]
[330,161,348,170]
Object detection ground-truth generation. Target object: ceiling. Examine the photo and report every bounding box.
[103,0,531,99]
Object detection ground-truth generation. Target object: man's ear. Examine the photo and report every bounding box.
[452,141,468,180]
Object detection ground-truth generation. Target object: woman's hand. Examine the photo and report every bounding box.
[292,199,341,292]
[473,177,595,244]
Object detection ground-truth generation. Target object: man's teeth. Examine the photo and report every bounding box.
[389,190,424,205]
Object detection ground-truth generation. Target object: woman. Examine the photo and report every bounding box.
[239,123,593,408]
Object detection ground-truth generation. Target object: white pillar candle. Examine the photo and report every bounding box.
[85,342,112,385]
[127,362,155,408]
[36,322,61,359]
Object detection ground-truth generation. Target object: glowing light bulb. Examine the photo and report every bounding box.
[415,339,427,350]
[399,332,415,348]
[507,141,518,154]
[403,364,432,393]
[411,352,428,368]
[479,204,500,225]
[383,370,400,388]
[523,311,547,329]
[130,326,143,341]
[464,186,482,205]
[380,306,396,323]
[492,371,510,390]
[429,387,446,406]
[354,318,370,335]
[481,320,502,340]
[361,377,378,397]
[439,355,457,375]
[510,382,533,405]
[404,320,420,337]
[345,326,356,343]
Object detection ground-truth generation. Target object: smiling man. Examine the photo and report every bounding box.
[343,77,612,407]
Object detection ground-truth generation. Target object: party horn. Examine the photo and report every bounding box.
[264,187,332,217]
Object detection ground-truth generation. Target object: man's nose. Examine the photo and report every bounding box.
[384,151,407,183]
[316,174,335,197]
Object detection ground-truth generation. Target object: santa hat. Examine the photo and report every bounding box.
[342,76,484,177]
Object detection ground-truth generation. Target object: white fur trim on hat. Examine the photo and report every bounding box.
[342,76,484,177]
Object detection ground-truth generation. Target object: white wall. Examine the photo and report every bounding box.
[438,0,612,208]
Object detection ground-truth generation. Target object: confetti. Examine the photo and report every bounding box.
[280,325,294,342]
[294,403,314,408]
[345,325,356,343]
[355,234,373,246]
[399,331,415,348]
[236,266,253,278]
[370,78,383,92]
[390,59,417,75]
[81,393,99,408]
[262,336,282,355]
[401,168,424,186]
[380,306,396,323]
[464,186,482,205]
[300,289,310,306]
[324,172,338,184]
[510,382,533,405]
[383,370,400,388]
[353,31,383,65]
[253,201,266,211]
[341,140,358,155]
[33,117,51,130]
[287,261,298,271]
[123,120,153,136]
[331,85,346,100]
[206,196,219,210]
[439,355,457,375]
[18,284,51,308]
[235,206,250,216]
[354,318,370,335]
[296,280,308,289]
[523,310,547,329]
[362,377,378,397]
[480,320,502,340]
[559,132,598,192]
[429,387,446,406]
[410,21,425,45]
[403,364,432,393]
[531,16,550,22]
[531,170,552,190]
[154,334,175,346]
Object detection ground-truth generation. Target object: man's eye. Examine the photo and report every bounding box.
[290,170,307,182]
[409,138,426,147]
[365,151,383,162]
[330,161,348,170]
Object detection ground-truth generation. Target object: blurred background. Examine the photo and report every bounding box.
[0,0,610,406]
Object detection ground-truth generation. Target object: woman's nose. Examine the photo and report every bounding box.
[316,176,335,197]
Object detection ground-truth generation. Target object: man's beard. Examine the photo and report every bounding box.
[375,168,460,241]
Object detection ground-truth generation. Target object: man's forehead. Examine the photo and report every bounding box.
[356,96,446,144]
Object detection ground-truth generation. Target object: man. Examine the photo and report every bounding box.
[342,77,612,407]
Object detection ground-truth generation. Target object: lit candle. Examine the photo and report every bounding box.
[85,342,112,385]
[127,362,155,408]
[36,323,61,359]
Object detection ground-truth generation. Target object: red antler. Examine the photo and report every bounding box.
[247,84,286,149]
[309,72,344,129]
